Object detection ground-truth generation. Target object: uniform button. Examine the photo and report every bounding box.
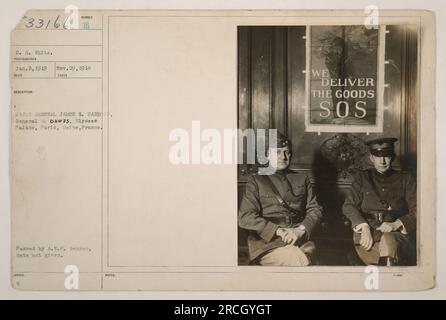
[382,188,385,191]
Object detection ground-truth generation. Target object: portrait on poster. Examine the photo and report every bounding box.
[305,25,384,133]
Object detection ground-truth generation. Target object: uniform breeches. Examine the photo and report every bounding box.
[259,241,315,266]
[354,231,415,265]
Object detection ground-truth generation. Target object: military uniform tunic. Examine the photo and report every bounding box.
[238,171,323,263]
[342,169,417,265]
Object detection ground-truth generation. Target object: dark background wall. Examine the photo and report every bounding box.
[238,25,418,173]
[237,25,418,265]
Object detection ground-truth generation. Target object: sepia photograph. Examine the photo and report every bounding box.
[6,8,436,292]
[237,25,418,267]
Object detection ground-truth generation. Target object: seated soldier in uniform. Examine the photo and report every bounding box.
[342,137,417,266]
[238,132,323,266]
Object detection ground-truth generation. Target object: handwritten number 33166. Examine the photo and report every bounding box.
[24,15,74,29]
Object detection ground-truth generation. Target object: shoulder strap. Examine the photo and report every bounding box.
[262,175,299,216]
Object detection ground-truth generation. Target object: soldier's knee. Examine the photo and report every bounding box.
[260,246,310,266]
[379,233,399,257]
[281,246,310,266]
[381,233,398,247]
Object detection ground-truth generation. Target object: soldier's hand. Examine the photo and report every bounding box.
[276,228,298,245]
[276,228,305,245]
[276,228,287,241]
[291,227,307,243]
[282,229,298,245]
[284,230,298,245]
[377,221,402,233]
[360,226,373,251]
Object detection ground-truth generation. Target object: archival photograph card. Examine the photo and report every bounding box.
[10,9,436,291]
